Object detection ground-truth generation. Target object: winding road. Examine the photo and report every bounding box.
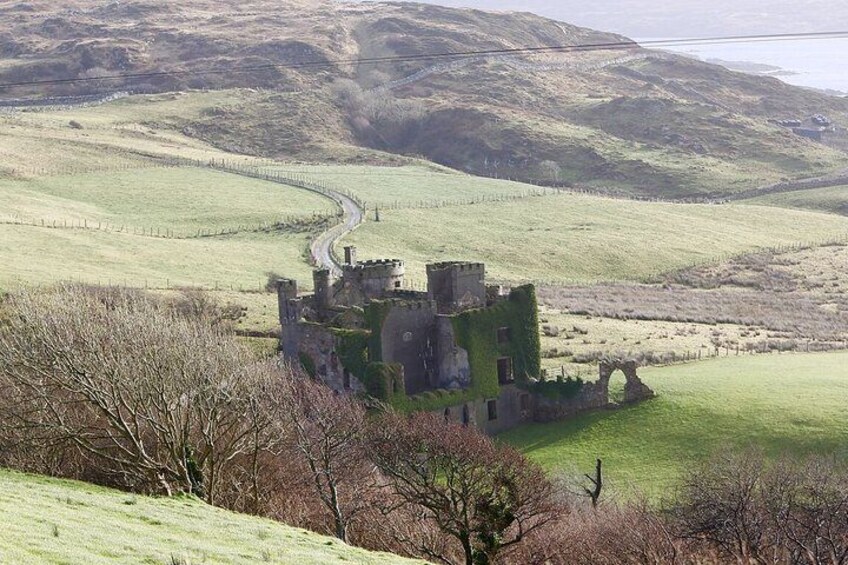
[203,161,366,276]
[309,190,365,276]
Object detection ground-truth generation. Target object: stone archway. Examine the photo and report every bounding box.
[598,359,655,404]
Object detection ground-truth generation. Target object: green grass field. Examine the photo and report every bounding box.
[0,93,241,177]
[265,164,549,208]
[0,226,315,289]
[344,194,848,284]
[746,185,848,216]
[502,352,848,499]
[0,164,339,289]
[0,470,424,565]
[0,167,335,233]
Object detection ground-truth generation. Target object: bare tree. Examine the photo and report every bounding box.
[676,450,777,563]
[368,412,556,565]
[271,373,370,543]
[676,450,848,565]
[0,285,271,502]
[766,457,848,565]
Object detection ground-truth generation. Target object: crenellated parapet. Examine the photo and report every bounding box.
[343,258,405,279]
[426,261,485,276]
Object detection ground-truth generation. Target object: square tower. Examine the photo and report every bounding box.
[426,261,486,313]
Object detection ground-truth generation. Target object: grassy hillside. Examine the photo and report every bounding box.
[0,226,316,289]
[0,469,425,565]
[745,185,848,215]
[2,0,846,198]
[262,164,545,207]
[343,193,848,284]
[0,167,335,231]
[502,352,848,498]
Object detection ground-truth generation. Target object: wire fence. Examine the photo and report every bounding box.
[495,231,848,290]
[7,159,848,296]
[0,212,341,239]
[543,338,848,378]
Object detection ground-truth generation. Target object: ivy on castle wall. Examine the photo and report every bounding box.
[397,285,541,413]
[310,287,541,413]
[331,328,370,380]
[524,376,584,400]
[361,362,405,401]
[363,300,394,362]
[298,351,317,378]
[452,283,541,386]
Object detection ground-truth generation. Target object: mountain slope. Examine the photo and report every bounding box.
[0,468,426,565]
[1,0,846,199]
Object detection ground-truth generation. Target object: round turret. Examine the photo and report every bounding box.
[342,259,405,298]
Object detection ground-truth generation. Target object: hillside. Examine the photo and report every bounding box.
[2,0,847,198]
[402,0,847,37]
[503,351,848,497]
[0,469,426,565]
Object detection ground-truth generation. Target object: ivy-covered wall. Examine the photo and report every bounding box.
[361,362,405,401]
[365,285,541,413]
[331,328,369,380]
[363,300,394,362]
[300,286,542,414]
[451,284,541,388]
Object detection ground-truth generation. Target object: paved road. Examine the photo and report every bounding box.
[201,161,365,276]
[310,190,365,276]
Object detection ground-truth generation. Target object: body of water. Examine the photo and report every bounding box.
[641,37,848,94]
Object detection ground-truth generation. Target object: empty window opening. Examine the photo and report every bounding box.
[444,407,451,421]
[462,404,470,426]
[343,369,351,390]
[394,281,402,288]
[497,357,513,385]
[487,399,498,421]
[520,393,530,413]
[497,327,512,344]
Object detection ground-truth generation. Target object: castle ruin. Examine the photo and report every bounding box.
[276,246,654,434]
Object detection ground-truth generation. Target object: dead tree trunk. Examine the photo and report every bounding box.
[584,458,603,508]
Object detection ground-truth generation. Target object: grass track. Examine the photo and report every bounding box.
[501,352,848,498]
[0,469,424,565]
[344,194,848,284]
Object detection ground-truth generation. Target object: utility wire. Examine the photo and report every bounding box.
[1,30,847,90]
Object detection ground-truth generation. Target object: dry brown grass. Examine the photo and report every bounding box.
[538,244,848,366]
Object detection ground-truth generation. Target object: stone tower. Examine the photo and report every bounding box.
[426,261,486,313]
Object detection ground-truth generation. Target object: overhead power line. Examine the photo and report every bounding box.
[1,30,847,90]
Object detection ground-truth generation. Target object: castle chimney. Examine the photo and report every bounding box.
[344,245,358,266]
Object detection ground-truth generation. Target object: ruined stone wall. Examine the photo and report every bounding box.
[280,318,301,358]
[296,324,365,393]
[379,301,438,395]
[451,263,486,311]
[440,385,532,435]
[341,260,405,302]
[533,360,655,423]
[532,381,609,422]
